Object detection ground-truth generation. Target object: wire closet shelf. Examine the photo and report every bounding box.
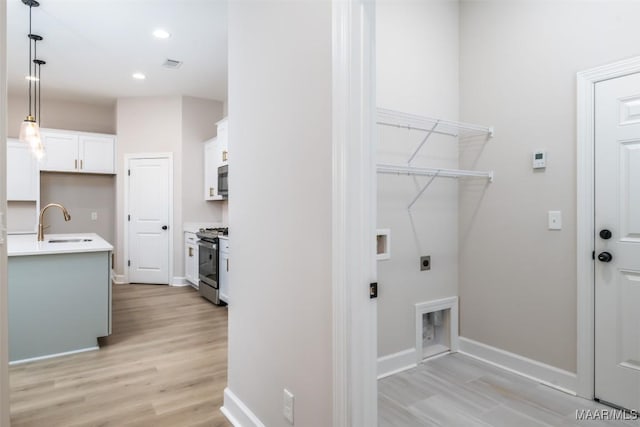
[376,108,495,209]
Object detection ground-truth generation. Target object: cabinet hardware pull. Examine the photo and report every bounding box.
[226,258,229,272]
[222,150,228,162]
[80,159,83,169]
[188,247,193,257]
[75,159,78,169]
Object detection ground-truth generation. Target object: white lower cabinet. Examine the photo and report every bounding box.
[184,232,199,287]
[219,237,229,304]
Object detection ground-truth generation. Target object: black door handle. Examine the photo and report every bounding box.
[162,225,168,230]
[598,252,613,262]
[599,229,612,240]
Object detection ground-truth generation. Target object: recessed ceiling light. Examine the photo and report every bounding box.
[132,73,146,80]
[153,29,171,39]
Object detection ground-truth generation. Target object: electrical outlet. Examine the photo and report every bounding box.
[420,255,431,271]
[283,389,294,424]
[91,212,98,221]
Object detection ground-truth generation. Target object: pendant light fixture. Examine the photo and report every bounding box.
[19,0,46,159]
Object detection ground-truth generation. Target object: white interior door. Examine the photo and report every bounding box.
[595,72,640,410]
[128,157,171,284]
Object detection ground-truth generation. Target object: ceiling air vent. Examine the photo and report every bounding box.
[162,59,183,69]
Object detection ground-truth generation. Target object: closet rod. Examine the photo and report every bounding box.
[377,164,494,182]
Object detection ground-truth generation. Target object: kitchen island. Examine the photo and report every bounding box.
[8,233,113,363]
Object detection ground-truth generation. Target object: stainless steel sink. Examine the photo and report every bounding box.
[47,238,93,243]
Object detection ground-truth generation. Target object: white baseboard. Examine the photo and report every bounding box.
[459,337,578,395]
[171,277,190,287]
[377,348,417,379]
[221,387,266,427]
[112,274,127,285]
[9,346,99,365]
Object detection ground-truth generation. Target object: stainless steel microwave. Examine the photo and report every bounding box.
[218,164,228,198]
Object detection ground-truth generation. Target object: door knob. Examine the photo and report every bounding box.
[598,251,613,262]
[162,225,168,230]
[599,229,612,240]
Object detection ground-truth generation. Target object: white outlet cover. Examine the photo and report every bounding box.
[548,210,562,230]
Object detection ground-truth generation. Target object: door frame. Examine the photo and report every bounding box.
[123,153,174,285]
[332,0,378,425]
[576,55,640,399]
[0,1,10,425]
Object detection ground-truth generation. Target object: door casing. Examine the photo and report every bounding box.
[123,153,174,285]
[576,56,640,399]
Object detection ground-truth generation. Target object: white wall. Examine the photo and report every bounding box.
[40,173,116,244]
[226,1,333,425]
[376,0,460,358]
[7,94,116,137]
[459,0,640,373]
[0,2,10,424]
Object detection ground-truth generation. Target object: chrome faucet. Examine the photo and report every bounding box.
[38,203,72,241]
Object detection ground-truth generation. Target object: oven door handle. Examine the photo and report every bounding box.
[198,240,217,250]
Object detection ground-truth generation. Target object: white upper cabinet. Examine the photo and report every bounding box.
[204,137,219,200]
[40,129,116,174]
[80,134,116,173]
[217,118,229,165]
[7,139,39,201]
[40,132,78,172]
[203,117,229,201]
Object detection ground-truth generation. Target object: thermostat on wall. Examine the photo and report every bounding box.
[532,150,546,169]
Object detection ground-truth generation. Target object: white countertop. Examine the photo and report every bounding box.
[8,233,114,257]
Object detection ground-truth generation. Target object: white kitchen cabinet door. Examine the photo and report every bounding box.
[219,238,229,303]
[204,138,221,200]
[7,140,39,201]
[40,132,79,172]
[80,135,115,173]
[184,232,199,287]
[217,118,229,166]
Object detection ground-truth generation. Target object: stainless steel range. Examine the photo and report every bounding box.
[196,227,228,305]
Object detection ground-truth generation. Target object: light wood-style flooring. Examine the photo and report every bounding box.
[379,353,640,427]
[10,284,232,427]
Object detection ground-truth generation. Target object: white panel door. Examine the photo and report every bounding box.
[79,135,115,173]
[595,72,640,410]
[7,140,38,201]
[128,157,170,284]
[40,132,78,172]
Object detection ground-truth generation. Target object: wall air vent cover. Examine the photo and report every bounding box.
[162,59,183,69]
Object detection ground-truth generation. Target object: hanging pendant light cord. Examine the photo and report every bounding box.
[38,60,42,125]
[27,4,33,118]
[33,37,38,123]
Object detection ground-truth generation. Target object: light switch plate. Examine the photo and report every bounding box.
[283,389,294,424]
[548,210,562,230]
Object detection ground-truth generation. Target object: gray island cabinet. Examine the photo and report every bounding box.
[8,233,113,363]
